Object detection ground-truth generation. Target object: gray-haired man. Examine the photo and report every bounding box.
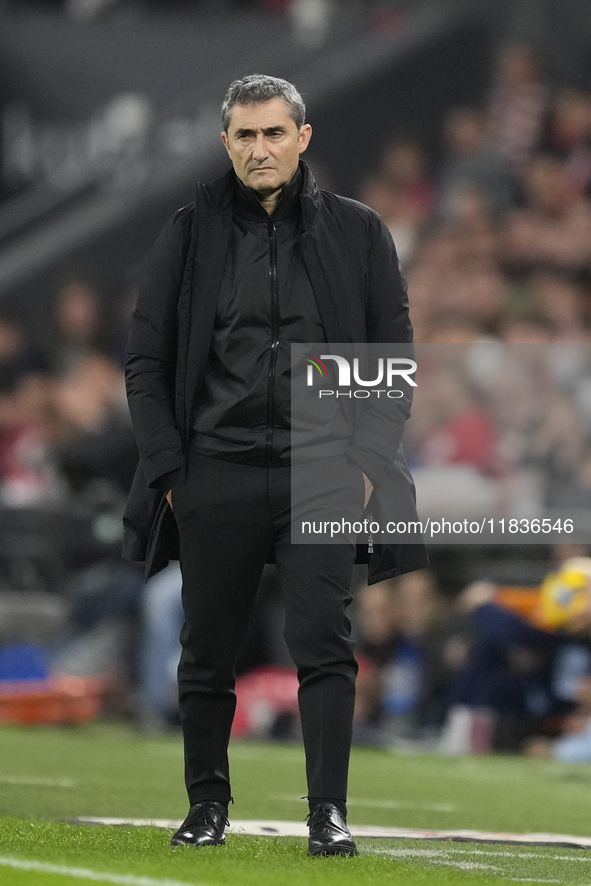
[124,74,427,856]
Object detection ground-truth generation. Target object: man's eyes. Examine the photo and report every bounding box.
[237,131,284,139]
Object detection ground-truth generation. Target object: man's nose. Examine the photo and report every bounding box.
[252,134,268,160]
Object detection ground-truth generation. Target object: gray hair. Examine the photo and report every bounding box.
[221,74,306,132]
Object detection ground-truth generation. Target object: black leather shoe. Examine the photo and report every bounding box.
[308,803,358,856]
[171,801,228,847]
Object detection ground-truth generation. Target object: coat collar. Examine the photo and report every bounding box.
[233,166,302,222]
[195,159,320,232]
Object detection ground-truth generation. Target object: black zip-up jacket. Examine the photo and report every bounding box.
[123,160,428,582]
[191,167,347,465]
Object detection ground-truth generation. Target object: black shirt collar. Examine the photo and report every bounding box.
[233,166,302,222]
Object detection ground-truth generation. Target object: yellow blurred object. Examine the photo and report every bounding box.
[537,558,591,630]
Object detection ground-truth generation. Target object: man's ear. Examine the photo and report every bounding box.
[221,131,230,155]
[298,123,312,154]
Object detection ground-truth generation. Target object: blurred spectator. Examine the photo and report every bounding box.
[527,271,589,340]
[138,561,183,731]
[0,308,46,378]
[50,558,143,690]
[526,674,591,763]
[442,558,591,754]
[406,366,500,518]
[501,154,591,272]
[440,581,561,754]
[354,570,456,745]
[0,371,62,507]
[409,368,497,473]
[51,352,137,497]
[359,135,435,263]
[486,43,548,167]
[46,273,115,374]
[437,106,514,221]
[441,262,508,333]
[548,88,591,196]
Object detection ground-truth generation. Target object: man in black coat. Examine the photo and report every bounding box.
[123,74,428,856]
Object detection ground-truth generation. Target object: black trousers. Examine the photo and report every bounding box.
[172,452,358,806]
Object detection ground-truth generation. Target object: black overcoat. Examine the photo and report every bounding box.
[122,161,429,583]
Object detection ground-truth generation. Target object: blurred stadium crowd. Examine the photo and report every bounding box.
[362,43,591,344]
[1,21,591,761]
[355,40,591,757]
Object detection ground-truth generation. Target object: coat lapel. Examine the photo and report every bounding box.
[299,175,366,344]
[300,233,344,343]
[178,176,234,446]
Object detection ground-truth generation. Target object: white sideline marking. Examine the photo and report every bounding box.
[71,817,591,849]
[443,862,500,870]
[0,775,74,788]
[0,857,202,886]
[348,798,458,813]
[367,848,569,881]
[376,847,591,862]
[270,793,458,812]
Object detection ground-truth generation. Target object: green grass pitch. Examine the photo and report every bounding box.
[1,723,591,885]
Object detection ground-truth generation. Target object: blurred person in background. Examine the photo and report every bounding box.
[437,106,514,222]
[438,185,500,264]
[526,271,589,341]
[46,272,115,374]
[547,88,591,196]
[352,580,397,742]
[486,43,548,168]
[354,570,466,746]
[52,351,137,497]
[45,352,142,716]
[359,134,435,264]
[0,369,62,507]
[405,366,500,518]
[0,308,47,378]
[138,561,184,731]
[526,673,591,763]
[501,153,591,272]
[437,261,508,334]
[408,368,497,474]
[441,556,591,755]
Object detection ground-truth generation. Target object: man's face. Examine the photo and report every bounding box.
[221,97,312,196]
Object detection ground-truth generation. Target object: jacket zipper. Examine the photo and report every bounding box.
[266,215,279,466]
